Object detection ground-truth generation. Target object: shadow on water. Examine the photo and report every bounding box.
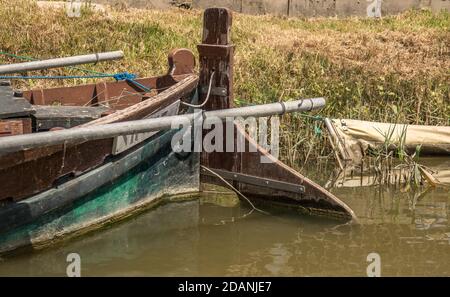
[0,158,448,276]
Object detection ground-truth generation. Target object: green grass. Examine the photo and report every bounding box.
[1,1,449,167]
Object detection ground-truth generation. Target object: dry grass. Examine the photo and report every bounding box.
[0,1,449,166]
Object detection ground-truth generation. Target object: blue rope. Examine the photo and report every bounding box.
[0,50,151,92]
[0,74,111,80]
[112,72,151,92]
[0,72,151,92]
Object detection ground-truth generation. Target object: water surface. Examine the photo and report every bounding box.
[0,158,449,276]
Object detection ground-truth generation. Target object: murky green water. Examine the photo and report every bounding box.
[0,158,449,276]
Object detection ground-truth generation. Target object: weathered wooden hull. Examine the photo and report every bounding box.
[0,48,197,203]
[0,129,199,255]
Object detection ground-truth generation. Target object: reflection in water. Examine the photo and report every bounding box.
[264,244,294,275]
[0,159,449,276]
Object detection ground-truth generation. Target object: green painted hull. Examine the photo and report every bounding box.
[0,129,199,254]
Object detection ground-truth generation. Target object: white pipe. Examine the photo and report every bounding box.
[0,97,325,155]
[0,51,124,75]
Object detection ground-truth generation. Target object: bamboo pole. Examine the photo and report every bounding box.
[324,118,346,170]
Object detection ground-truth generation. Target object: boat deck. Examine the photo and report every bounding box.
[0,82,34,136]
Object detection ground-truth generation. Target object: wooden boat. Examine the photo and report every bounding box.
[0,8,356,255]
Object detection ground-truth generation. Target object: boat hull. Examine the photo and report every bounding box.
[0,129,199,254]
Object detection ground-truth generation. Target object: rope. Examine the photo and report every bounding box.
[296,113,324,121]
[112,72,151,92]
[295,113,324,136]
[296,114,323,136]
[298,97,315,112]
[0,51,151,92]
[0,74,112,80]
[180,71,215,108]
[314,123,323,136]
[279,101,286,115]
[0,72,151,92]
[201,165,270,216]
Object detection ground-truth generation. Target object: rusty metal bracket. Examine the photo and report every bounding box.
[201,167,306,194]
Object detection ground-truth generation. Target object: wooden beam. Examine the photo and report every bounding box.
[201,167,306,194]
[33,105,110,131]
[198,7,233,110]
[198,8,238,180]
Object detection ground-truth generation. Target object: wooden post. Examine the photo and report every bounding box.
[197,8,233,111]
[198,8,238,184]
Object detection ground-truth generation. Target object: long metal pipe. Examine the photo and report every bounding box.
[0,97,325,155]
[0,51,124,75]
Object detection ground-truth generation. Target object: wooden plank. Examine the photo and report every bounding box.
[112,100,180,155]
[167,48,196,76]
[80,74,198,126]
[0,118,32,137]
[201,167,306,193]
[33,105,110,131]
[0,138,113,202]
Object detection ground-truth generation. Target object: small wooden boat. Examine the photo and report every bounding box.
[0,8,356,255]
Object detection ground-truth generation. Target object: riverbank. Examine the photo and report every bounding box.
[1,1,448,165]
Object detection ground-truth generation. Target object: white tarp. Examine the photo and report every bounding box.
[329,119,450,164]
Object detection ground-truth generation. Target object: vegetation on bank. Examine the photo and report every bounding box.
[0,1,448,167]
